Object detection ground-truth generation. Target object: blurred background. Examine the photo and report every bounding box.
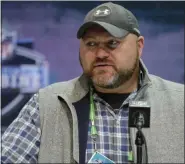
[1,1,184,133]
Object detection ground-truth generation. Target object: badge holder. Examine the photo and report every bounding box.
[88,151,115,164]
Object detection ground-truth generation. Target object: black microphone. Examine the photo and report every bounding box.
[129,101,151,164]
[129,101,150,129]
[134,111,145,130]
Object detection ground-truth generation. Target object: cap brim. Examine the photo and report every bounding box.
[77,21,129,39]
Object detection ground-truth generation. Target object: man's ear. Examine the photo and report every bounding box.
[137,36,144,57]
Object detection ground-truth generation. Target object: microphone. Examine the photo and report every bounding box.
[129,101,150,129]
[134,111,145,130]
[129,101,151,164]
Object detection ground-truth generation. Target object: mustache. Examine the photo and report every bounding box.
[91,59,116,69]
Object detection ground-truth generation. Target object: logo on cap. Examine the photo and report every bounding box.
[94,6,111,17]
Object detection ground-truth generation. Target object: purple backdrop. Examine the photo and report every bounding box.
[2,2,184,84]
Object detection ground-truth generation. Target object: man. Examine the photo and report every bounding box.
[1,2,184,164]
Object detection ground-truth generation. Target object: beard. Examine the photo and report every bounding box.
[79,51,140,89]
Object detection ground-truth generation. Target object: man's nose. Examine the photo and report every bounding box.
[95,47,110,59]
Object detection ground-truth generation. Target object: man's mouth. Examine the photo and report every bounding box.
[92,64,115,74]
[93,63,113,67]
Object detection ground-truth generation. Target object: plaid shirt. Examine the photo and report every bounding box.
[1,94,40,163]
[85,90,137,163]
[2,73,142,163]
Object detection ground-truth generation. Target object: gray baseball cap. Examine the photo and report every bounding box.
[77,2,140,39]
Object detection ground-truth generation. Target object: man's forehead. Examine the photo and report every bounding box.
[83,25,112,38]
[86,25,107,32]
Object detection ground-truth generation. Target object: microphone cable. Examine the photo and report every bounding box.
[140,130,148,163]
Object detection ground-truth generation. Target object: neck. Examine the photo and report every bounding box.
[93,69,139,94]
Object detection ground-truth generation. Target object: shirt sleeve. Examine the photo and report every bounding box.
[1,93,41,163]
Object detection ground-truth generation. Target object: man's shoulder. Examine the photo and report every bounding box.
[38,74,89,103]
[39,76,80,94]
[149,74,184,93]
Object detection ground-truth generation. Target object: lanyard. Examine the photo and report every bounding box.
[89,87,98,150]
[89,87,134,161]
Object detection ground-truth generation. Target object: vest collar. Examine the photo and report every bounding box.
[60,58,152,103]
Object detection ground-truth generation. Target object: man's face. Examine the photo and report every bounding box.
[79,26,144,89]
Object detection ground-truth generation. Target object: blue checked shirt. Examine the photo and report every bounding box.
[1,94,40,163]
[2,72,142,163]
[85,90,137,163]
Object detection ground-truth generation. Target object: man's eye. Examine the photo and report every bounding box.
[86,41,97,47]
[106,40,120,49]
